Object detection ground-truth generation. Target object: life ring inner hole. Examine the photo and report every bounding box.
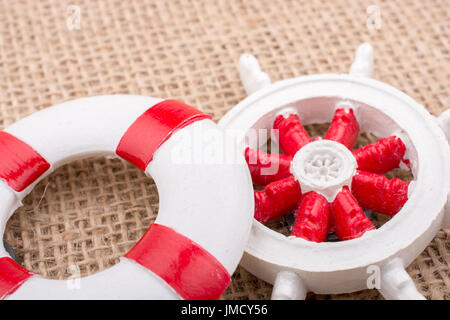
[3,156,160,280]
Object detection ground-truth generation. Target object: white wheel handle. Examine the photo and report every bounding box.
[379,258,425,300]
[271,271,307,300]
[239,54,271,95]
[349,43,374,78]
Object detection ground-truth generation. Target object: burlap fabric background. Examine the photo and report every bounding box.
[1,0,449,299]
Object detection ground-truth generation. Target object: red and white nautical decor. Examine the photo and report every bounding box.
[219,43,450,300]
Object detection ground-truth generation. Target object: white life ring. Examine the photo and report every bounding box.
[0,95,254,299]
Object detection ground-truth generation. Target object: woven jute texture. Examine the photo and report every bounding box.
[1,0,449,299]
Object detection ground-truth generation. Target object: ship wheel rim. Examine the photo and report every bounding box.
[219,74,450,276]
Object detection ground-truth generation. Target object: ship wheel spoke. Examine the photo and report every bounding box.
[351,170,409,216]
[244,147,292,186]
[324,108,359,150]
[330,186,375,240]
[353,136,408,174]
[273,113,311,156]
[254,176,302,224]
[291,192,330,243]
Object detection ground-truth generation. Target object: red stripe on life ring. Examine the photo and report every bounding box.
[0,257,34,299]
[125,223,230,300]
[0,131,50,192]
[116,100,211,171]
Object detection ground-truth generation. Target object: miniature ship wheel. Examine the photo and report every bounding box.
[219,43,450,300]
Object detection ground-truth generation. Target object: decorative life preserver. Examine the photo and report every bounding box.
[0,95,254,299]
